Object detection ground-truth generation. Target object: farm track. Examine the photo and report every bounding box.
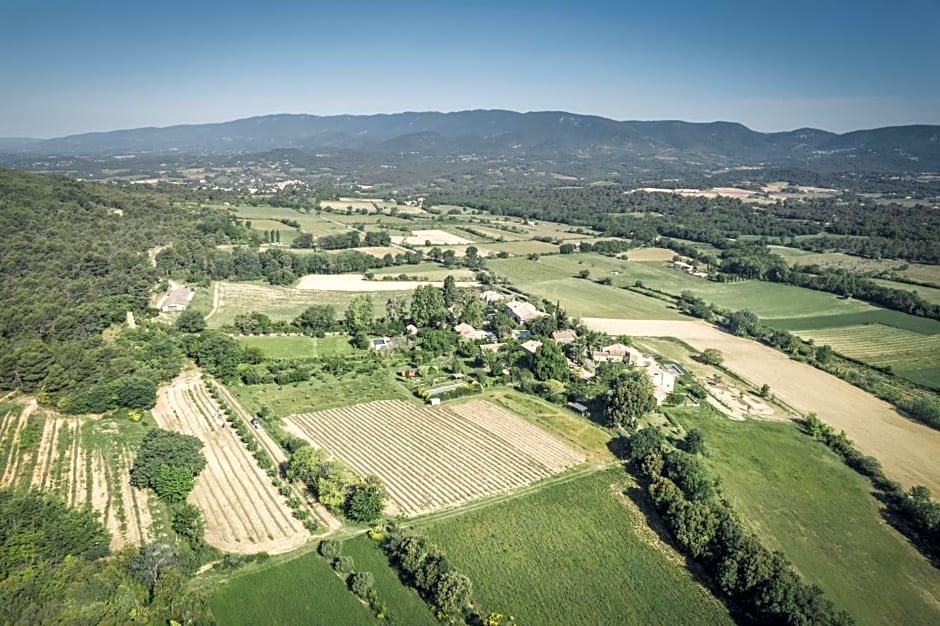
[210,382,341,531]
[153,373,308,554]
[285,399,585,516]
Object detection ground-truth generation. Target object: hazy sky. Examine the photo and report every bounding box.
[2,0,938,137]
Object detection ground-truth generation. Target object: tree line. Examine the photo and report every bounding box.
[626,428,854,625]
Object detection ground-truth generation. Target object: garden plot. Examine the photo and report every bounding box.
[284,399,585,516]
[152,374,308,554]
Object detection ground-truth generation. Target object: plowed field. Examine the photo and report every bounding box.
[285,399,585,516]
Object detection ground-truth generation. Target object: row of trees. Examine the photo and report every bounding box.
[802,414,940,563]
[156,242,425,286]
[287,446,386,523]
[628,428,853,625]
[384,529,473,620]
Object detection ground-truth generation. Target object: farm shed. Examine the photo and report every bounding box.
[567,401,590,417]
[160,286,195,312]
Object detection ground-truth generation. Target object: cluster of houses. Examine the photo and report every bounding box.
[375,288,680,406]
[672,260,710,279]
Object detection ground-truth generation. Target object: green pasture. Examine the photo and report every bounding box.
[670,406,940,626]
[343,536,438,625]
[208,552,376,626]
[236,335,353,360]
[421,468,733,626]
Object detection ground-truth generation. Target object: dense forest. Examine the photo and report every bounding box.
[0,171,240,411]
[427,187,940,263]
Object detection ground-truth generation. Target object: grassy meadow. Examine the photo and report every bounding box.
[669,406,940,625]
[230,367,411,416]
[236,335,353,360]
[342,536,438,625]
[420,468,733,626]
[208,552,376,626]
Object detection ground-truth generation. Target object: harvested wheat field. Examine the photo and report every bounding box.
[391,229,474,245]
[583,318,940,495]
[295,273,476,291]
[284,399,585,516]
[625,247,678,262]
[152,373,308,554]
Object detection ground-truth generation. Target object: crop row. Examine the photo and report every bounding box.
[287,399,583,515]
[159,379,309,552]
[203,380,320,533]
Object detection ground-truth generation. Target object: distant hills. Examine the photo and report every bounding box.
[2,110,938,171]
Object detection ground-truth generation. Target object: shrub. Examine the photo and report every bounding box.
[333,555,354,574]
[318,539,342,559]
[349,571,374,598]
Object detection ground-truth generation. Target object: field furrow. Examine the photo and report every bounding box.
[153,372,308,554]
[285,398,584,516]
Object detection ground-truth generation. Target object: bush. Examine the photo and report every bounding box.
[333,555,354,574]
[349,571,375,598]
[318,539,342,559]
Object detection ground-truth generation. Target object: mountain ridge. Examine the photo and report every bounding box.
[1,110,937,171]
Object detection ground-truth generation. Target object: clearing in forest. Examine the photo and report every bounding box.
[0,400,153,549]
[152,373,308,554]
[284,399,585,516]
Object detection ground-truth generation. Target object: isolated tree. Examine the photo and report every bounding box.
[294,304,335,336]
[629,426,665,461]
[346,475,387,523]
[727,310,759,337]
[109,376,158,410]
[698,348,724,366]
[349,571,374,598]
[458,294,485,328]
[175,309,206,333]
[172,503,206,545]
[683,428,706,455]
[606,371,657,428]
[344,294,374,335]
[318,539,343,559]
[153,464,196,503]
[411,285,449,327]
[814,344,834,364]
[532,340,568,381]
[131,429,206,491]
[442,275,458,306]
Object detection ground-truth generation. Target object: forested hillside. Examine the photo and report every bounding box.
[0,171,202,409]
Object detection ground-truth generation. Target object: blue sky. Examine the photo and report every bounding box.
[2,0,938,136]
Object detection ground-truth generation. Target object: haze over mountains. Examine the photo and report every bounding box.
[2,110,938,172]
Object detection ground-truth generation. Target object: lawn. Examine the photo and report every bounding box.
[421,468,733,626]
[208,552,376,626]
[668,407,940,626]
[236,335,353,359]
[230,367,410,416]
[342,536,438,626]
